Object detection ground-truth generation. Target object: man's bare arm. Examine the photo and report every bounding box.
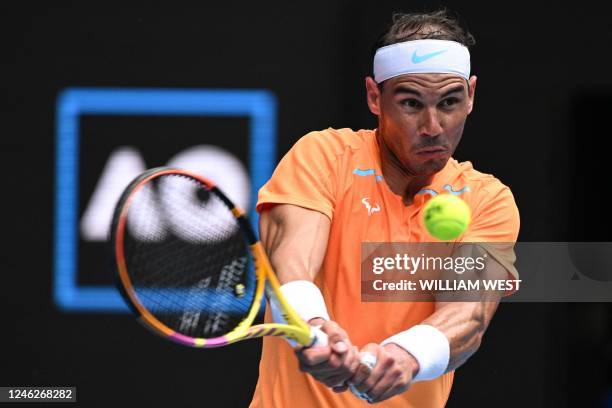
[259,204,360,390]
[259,204,330,283]
[351,246,507,402]
[423,261,504,371]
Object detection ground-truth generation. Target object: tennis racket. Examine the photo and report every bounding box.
[110,166,329,348]
[110,167,375,401]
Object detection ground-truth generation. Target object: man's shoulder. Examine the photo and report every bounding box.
[448,159,513,196]
[294,128,375,157]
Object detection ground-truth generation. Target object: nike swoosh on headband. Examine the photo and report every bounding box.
[411,49,447,63]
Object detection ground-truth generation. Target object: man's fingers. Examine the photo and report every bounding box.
[296,320,364,391]
[366,368,402,402]
[348,346,361,373]
[331,340,348,353]
[303,344,356,376]
[300,353,340,375]
[358,349,391,394]
[296,345,332,367]
[321,321,349,345]
[353,345,413,403]
[348,357,374,387]
[320,321,350,356]
[324,374,347,388]
[349,344,380,392]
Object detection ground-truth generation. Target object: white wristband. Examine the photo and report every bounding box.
[271,280,330,324]
[381,324,450,382]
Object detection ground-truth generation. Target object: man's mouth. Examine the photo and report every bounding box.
[415,146,447,155]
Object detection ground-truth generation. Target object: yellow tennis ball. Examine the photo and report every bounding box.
[423,194,471,241]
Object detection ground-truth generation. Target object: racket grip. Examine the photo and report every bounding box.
[309,325,329,347]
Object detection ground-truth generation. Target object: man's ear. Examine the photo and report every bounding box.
[467,75,477,115]
[365,76,382,116]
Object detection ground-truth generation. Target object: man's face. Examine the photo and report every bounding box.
[366,73,477,176]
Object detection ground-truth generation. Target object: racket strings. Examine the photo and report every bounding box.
[122,174,256,338]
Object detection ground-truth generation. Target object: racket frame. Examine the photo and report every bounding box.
[111,167,315,348]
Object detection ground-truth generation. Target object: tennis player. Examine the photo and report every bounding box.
[250,9,520,407]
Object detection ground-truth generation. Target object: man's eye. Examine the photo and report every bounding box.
[402,99,422,108]
[440,97,460,107]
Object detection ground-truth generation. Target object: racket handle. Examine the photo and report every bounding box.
[309,325,329,347]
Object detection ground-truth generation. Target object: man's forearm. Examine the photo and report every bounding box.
[422,246,508,372]
[422,299,499,371]
[382,251,507,378]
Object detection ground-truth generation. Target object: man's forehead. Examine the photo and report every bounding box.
[387,73,466,91]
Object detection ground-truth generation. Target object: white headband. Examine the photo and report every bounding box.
[373,39,471,83]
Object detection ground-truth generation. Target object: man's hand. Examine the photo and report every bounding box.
[295,319,361,390]
[349,343,420,403]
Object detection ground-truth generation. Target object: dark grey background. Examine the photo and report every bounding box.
[2,1,611,407]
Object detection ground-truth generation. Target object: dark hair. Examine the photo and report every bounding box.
[371,9,475,78]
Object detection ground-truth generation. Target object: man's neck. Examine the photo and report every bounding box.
[377,133,434,206]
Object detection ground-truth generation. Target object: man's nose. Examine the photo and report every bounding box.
[419,108,443,137]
